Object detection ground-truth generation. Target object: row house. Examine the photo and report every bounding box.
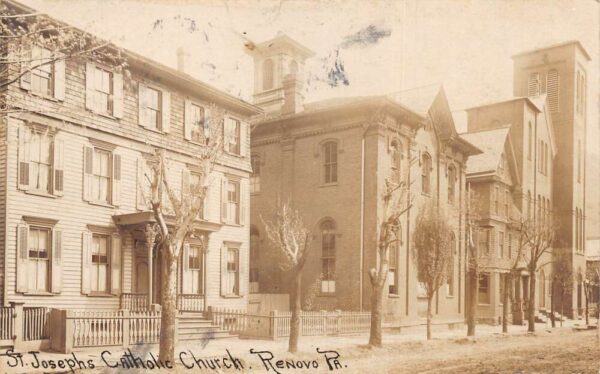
[463,40,590,322]
[248,34,480,323]
[0,0,261,317]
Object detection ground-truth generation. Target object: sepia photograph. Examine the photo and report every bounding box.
[0,0,598,372]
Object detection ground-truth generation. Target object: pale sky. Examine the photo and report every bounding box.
[19,0,600,234]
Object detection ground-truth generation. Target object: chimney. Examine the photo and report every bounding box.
[282,73,304,115]
[176,47,185,72]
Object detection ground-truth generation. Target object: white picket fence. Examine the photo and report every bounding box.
[23,307,50,341]
[209,307,372,339]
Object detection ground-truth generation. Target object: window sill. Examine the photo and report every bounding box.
[221,294,242,299]
[478,302,491,306]
[23,291,56,296]
[87,293,115,298]
[446,295,455,299]
[388,294,401,299]
[225,151,244,159]
[29,91,59,102]
[25,190,57,199]
[319,183,338,188]
[222,221,243,227]
[90,110,118,121]
[87,200,116,209]
[143,126,166,135]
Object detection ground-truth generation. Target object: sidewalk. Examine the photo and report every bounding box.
[0,319,592,373]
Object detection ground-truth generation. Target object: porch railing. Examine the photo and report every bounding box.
[120,293,149,311]
[23,307,50,341]
[0,307,14,343]
[177,294,204,312]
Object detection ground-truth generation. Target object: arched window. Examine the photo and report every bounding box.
[528,72,540,96]
[447,165,456,205]
[321,220,336,293]
[546,69,559,112]
[323,141,338,184]
[250,155,261,194]
[421,153,432,194]
[390,139,401,184]
[250,226,260,293]
[447,233,456,297]
[262,58,274,90]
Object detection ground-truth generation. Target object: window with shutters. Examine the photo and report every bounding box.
[28,226,51,292]
[478,273,490,304]
[188,245,204,295]
[447,165,456,204]
[226,180,240,224]
[262,58,274,90]
[321,220,336,293]
[323,141,338,185]
[528,72,540,96]
[250,226,260,293]
[225,247,239,295]
[190,104,206,143]
[250,155,261,194]
[91,66,113,114]
[84,144,120,206]
[225,118,241,155]
[390,140,401,185]
[91,234,110,293]
[421,153,432,195]
[30,46,54,96]
[29,131,52,193]
[144,87,162,131]
[546,69,559,112]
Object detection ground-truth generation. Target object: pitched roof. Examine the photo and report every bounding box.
[461,127,511,175]
[388,84,442,117]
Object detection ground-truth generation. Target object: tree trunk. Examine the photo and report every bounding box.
[368,282,383,347]
[288,270,302,353]
[560,292,564,327]
[550,281,556,328]
[426,295,433,340]
[528,273,536,333]
[467,269,477,336]
[502,274,510,333]
[585,289,589,326]
[158,249,178,364]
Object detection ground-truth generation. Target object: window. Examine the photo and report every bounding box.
[538,140,543,173]
[225,118,241,155]
[91,66,113,114]
[390,140,401,185]
[29,131,52,193]
[447,165,456,204]
[189,172,205,220]
[226,180,240,224]
[92,148,111,204]
[508,233,513,259]
[478,273,490,304]
[494,186,499,215]
[321,220,336,293]
[422,153,431,194]
[250,227,260,293]
[30,46,53,96]
[262,59,274,90]
[447,234,456,297]
[188,245,204,294]
[546,69,559,112]
[478,229,490,255]
[528,72,540,96]
[225,248,239,295]
[389,237,400,295]
[28,226,50,292]
[504,190,510,218]
[91,234,110,293]
[190,104,206,143]
[250,155,261,194]
[499,231,504,258]
[577,140,581,183]
[144,87,162,130]
[528,122,533,161]
[323,142,338,184]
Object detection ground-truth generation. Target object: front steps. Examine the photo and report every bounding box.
[177,312,235,342]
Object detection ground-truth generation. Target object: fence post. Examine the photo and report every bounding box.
[271,310,278,340]
[64,310,74,354]
[335,309,342,335]
[322,310,327,335]
[10,302,24,351]
[206,306,213,322]
[122,310,130,348]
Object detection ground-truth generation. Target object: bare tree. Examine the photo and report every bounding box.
[549,250,573,328]
[464,187,484,336]
[412,203,454,340]
[262,201,311,353]
[146,107,224,362]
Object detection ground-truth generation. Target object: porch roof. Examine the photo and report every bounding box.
[112,211,222,232]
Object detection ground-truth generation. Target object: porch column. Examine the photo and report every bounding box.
[145,224,157,306]
[200,234,209,313]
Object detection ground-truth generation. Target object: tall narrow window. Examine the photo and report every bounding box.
[321,220,336,293]
[546,69,559,112]
[30,46,54,96]
[499,231,504,258]
[447,234,456,297]
[92,67,113,114]
[225,118,241,155]
[28,226,50,292]
[479,229,490,255]
[390,140,401,185]
[388,240,399,295]
[250,155,261,194]
[226,180,240,224]
[528,72,540,96]
[494,185,500,215]
[447,165,456,204]
[421,153,431,194]
[577,140,581,183]
[508,233,513,259]
[29,131,52,193]
[504,190,510,218]
[190,104,206,143]
[478,273,490,304]
[528,122,533,161]
[250,226,260,293]
[527,191,532,220]
[144,87,162,130]
[262,59,274,90]
[226,247,239,295]
[323,142,338,184]
[92,149,111,204]
[188,245,204,294]
[91,234,110,293]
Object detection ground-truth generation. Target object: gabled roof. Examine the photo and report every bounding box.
[388,84,442,117]
[244,33,315,59]
[461,127,511,175]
